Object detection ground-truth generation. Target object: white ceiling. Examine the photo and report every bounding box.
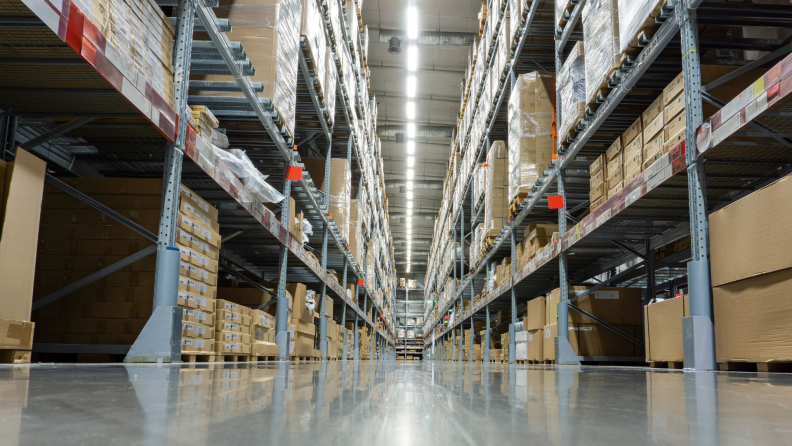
[362,0,478,278]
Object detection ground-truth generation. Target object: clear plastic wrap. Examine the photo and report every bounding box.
[555,0,571,28]
[214,147,285,204]
[509,0,524,45]
[507,72,554,202]
[582,0,620,105]
[302,158,351,243]
[484,141,509,232]
[557,41,586,147]
[300,0,327,94]
[305,289,316,313]
[618,0,662,54]
[194,0,301,138]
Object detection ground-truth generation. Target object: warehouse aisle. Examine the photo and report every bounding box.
[2,361,791,445]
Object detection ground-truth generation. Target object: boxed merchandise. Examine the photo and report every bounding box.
[526,329,542,360]
[664,110,686,141]
[623,118,642,147]
[299,0,327,94]
[582,0,620,105]
[709,174,792,363]
[302,158,351,243]
[644,294,688,363]
[484,142,510,234]
[523,296,546,331]
[193,0,302,138]
[577,324,643,357]
[643,110,664,143]
[543,323,577,361]
[324,46,337,126]
[557,42,586,146]
[0,149,46,341]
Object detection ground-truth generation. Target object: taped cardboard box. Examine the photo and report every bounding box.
[578,324,643,357]
[644,294,688,363]
[0,319,34,350]
[543,323,578,361]
[301,158,351,243]
[524,295,546,331]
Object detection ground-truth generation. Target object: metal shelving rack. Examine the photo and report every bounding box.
[422,0,792,369]
[395,287,424,360]
[0,0,397,362]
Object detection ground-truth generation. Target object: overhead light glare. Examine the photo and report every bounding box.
[407,141,415,154]
[407,156,415,167]
[406,181,413,191]
[406,7,418,39]
[406,122,415,138]
[407,201,413,209]
[406,101,415,119]
[407,191,413,200]
[406,76,416,97]
[407,46,418,72]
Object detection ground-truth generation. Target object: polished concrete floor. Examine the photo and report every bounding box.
[1,360,792,445]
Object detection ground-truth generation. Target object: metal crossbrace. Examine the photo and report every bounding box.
[567,304,645,347]
[567,263,646,304]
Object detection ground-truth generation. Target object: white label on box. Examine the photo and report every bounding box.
[195,325,206,335]
[179,276,190,286]
[194,339,205,348]
[224,332,240,340]
[223,322,239,331]
[200,214,212,228]
[200,227,212,240]
[255,327,266,339]
[577,326,592,331]
[528,332,533,341]
[224,302,238,311]
[182,338,193,346]
[195,311,207,321]
[183,323,194,331]
[195,282,208,293]
[223,370,238,379]
[595,290,619,300]
[225,343,239,350]
[196,296,207,307]
[544,328,550,338]
[185,309,194,317]
[197,268,208,280]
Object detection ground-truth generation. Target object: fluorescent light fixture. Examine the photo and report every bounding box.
[407,191,413,200]
[406,122,415,138]
[407,169,414,179]
[406,76,416,97]
[407,181,413,190]
[407,140,415,154]
[407,156,415,167]
[406,101,415,119]
[407,46,418,72]
[406,7,418,39]
[407,228,412,234]
[407,266,411,272]
[407,201,413,209]
[407,209,413,216]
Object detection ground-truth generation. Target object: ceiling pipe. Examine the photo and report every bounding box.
[376,28,475,46]
[393,239,432,245]
[384,180,443,190]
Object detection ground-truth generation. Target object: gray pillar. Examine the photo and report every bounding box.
[508,228,516,364]
[275,171,292,360]
[677,2,716,371]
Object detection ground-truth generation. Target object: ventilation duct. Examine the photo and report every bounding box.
[384,180,443,190]
[379,125,453,138]
[378,28,475,47]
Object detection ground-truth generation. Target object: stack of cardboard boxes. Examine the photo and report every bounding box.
[0,149,46,363]
[515,224,558,269]
[31,179,219,351]
[213,299,250,356]
[542,286,644,361]
[178,186,222,356]
[302,158,352,245]
[484,142,510,239]
[73,0,177,109]
[288,283,317,358]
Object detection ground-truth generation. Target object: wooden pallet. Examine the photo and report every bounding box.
[649,361,683,370]
[249,355,278,362]
[719,362,792,373]
[181,352,216,363]
[216,354,250,363]
[509,192,529,217]
[0,349,31,364]
[290,356,320,362]
[622,0,666,53]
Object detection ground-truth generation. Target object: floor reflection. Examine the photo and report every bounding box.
[1,361,792,445]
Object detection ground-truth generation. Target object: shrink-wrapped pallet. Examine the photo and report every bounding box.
[484,141,509,234]
[557,41,585,148]
[324,46,337,126]
[193,0,302,139]
[582,0,620,105]
[507,72,553,203]
[618,0,664,54]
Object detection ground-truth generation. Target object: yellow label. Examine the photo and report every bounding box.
[753,77,765,98]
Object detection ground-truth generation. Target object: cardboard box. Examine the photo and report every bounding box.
[713,268,792,363]
[622,117,642,147]
[608,181,624,198]
[642,93,664,127]
[664,128,685,153]
[664,72,684,105]
[643,133,665,160]
[644,295,688,363]
[643,148,665,171]
[546,286,591,323]
[664,90,685,120]
[543,323,578,361]
[527,329,542,361]
[709,173,792,287]
[663,110,686,141]
[643,109,664,142]
[525,296,546,331]
[606,153,622,175]
[590,183,605,203]
[624,133,643,157]
[215,330,251,345]
[251,342,279,356]
[570,287,643,325]
[590,155,605,174]
[590,196,605,211]
[287,282,312,322]
[607,167,623,190]
[577,324,642,357]
[0,319,34,350]
[182,321,213,339]
[606,138,622,161]
[0,149,46,322]
[302,158,351,243]
[623,146,642,174]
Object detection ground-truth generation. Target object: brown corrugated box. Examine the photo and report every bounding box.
[714,267,792,363]
[605,138,622,161]
[485,141,510,231]
[527,329,542,361]
[37,254,156,272]
[38,223,157,241]
[543,323,578,361]
[577,324,643,357]
[643,110,665,143]
[33,286,154,303]
[642,93,664,127]
[709,173,792,287]
[663,111,686,140]
[590,154,605,174]
[43,178,163,196]
[0,319,34,350]
[607,166,623,190]
[0,149,46,323]
[546,286,590,323]
[301,158,351,243]
[622,117,642,147]
[36,239,153,257]
[525,296,546,330]
[35,270,156,288]
[643,133,665,160]
[624,133,643,157]
[644,295,688,363]
[664,90,685,121]
[571,287,643,325]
